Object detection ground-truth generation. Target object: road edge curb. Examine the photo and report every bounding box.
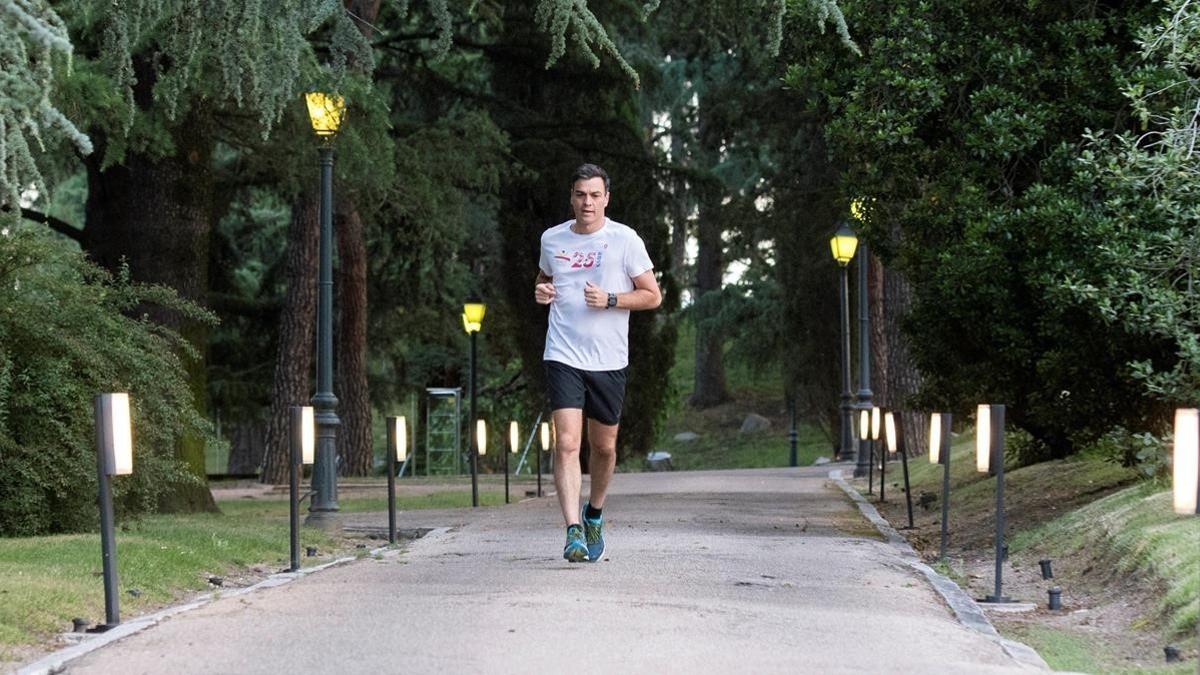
[15,529,451,675]
[828,469,1049,672]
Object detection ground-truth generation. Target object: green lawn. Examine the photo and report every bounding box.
[0,489,502,657]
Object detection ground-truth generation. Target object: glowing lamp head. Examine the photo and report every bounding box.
[871,407,882,440]
[859,409,870,441]
[829,222,858,267]
[885,412,898,454]
[976,404,991,473]
[462,300,486,334]
[1174,408,1199,515]
[300,406,315,464]
[304,92,346,137]
[96,393,134,476]
[540,422,550,451]
[929,413,941,464]
[509,421,519,454]
[476,419,487,456]
[389,416,408,462]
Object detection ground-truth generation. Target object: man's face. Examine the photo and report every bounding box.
[570,177,609,228]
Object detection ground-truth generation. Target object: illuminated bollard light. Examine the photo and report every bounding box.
[977,404,1014,604]
[290,406,315,571]
[94,393,134,630]
[386,416,407,544]
[1173,408,1198,515]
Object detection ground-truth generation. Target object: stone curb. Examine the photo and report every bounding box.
[828,469,1049,672]
[16,528,452,675]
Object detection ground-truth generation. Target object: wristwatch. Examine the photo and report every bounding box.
[606,292,617,309]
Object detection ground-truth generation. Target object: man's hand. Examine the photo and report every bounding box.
[584,281,608,309]
[535,282,556,305]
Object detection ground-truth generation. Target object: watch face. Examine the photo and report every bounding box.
[607,293,617,308]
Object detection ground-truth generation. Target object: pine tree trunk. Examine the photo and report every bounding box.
[259,194,319,484]
[689,102,729,409]
[82,117,217,513]
[335,200,372,476]
[868,234,927,458]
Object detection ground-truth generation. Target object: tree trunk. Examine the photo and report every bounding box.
[689,100,729,409]
[869,237,927,458]
[335,200,372,476]
[260,194,319,484]
[83,118,217,513]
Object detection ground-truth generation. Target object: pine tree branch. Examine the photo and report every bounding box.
[17,208,85,244]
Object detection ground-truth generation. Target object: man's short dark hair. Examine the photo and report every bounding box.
[571,163,610,193]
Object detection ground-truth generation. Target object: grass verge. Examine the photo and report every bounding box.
[0,488,504,661]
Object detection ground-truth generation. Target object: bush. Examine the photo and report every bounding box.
[0,227,211,535]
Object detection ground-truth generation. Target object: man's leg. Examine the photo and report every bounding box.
[552,408,584,526]
[586,419,619,509]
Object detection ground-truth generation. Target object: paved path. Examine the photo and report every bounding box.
[62,467,1039,674]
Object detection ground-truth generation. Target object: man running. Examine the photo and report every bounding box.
[534,163,662,562]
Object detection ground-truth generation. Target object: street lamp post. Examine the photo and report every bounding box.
[788,394,798,467]
[829,223,858,463]
[462,298,486,508]
[854,238,874,477]
[304,92,346,530]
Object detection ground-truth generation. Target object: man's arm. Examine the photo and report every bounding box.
[535,270,556,305]
[584,270,661,310]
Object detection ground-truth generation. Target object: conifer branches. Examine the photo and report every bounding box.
[0,0,90,221]
[535,0,642,87]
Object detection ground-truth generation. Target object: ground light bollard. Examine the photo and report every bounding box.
[886,412,914,529]
[538,421,550,498]
[507,421,518,504]
[289,406,316,572]
[872,406,884,502]
[929,412,952,562]
[977,403,1013,603]
[860,410,873,494]
[1173,408,1198,515]
[386,415,407,544]
[94,393,134,631]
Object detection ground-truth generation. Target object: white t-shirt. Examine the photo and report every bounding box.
[539,218,654,371]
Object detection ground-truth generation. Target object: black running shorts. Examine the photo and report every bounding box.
[544,361,627,426]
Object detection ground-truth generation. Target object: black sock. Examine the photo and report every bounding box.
[585,503,602,520]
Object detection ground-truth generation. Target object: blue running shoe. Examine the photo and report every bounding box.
[581,503,605,562]
[563,524,589,562]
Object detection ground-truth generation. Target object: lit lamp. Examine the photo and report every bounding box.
[289,406,315,571]
[385,416,407,544]
[476,419,487,456]
[830,222,858,465]
[929,412,952,561]
[872,406,885,502]
[859,409,873,495]
[463,296,486,507]
[505,421,518,504]
[976,404,1013,603]
[93,393,133,630]
[1174,408,1199,515]
[538,420,550,498]
[304,91,346,530]
[886,412,914,529]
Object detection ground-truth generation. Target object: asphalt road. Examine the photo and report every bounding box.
[63,466,1039,674]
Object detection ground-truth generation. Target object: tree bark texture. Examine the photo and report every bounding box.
[83,116,217,513]
[869,246,927,458]
[689,99,730,409]
[259,194,319,484]
[335,200,372,476]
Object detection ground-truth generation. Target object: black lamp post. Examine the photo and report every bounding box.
[930,412,953,562]
[289,406,315,571]
[885,411,915,529]
[462,298,486,507]
[788,394,798,467]
[977,403,1013,603]
[93,393,133,631]
[386,416,406,544]
[829,223,858,462]
[304,92,346,530]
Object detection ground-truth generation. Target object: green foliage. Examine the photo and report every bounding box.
[1090,426,1171,479]
[782,0,1183,459]
[0,227,212,535]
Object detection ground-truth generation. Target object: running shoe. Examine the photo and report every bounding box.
[581,503,605,562]
[563,524,589,562]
